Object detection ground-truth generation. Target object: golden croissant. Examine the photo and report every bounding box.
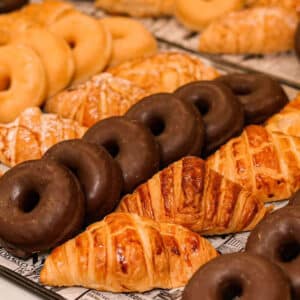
[199,7,298,54]
[45,73,148,127]
[40,212,218,292]
[266,94,300,137]
[118,157,269,235]
[207,125,300,203]
[108,52,219,94]
[0,107,86,167]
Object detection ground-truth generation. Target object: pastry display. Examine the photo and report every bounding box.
[183,252,291,300]
[0,159,85,258]
[45,73,148,127]
[108,52,220,94]
[0,0,28,13]
[217,73,289,124]
[246,206,300,298]
[0,44,46,123]
[174,80,244,155]
[95,0,175,17]
[43,139,123,224]
[40,212,218,292]
[118,156,269,235]
[174,0,244,31]
[125,93,204,166]
[199,7,298,54]
[83,116,160,193]
[0,107,86,167]
[99,17,158,67]
[296,24,300,61]
[207,125,300,203]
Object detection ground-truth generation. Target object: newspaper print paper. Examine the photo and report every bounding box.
[0,1,299,299]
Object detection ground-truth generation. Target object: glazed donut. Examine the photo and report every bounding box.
[246,206,300,298]
[217,73,289,124]
[43,139,123,224]
[289,190,300,206]
[0,44,46,123]
[0,159,85,258]
[174,0,244,31]
[174,81,244,155]
[99,17,157,67]
[49,11,112,84]
[0,0,28,13]
[83,117,160,193]
[125,93,204,166]
[295,24,300,61]
[183,252,291,300]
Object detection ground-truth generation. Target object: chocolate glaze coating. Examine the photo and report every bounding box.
[295,24,300,61]
[246,206,300,298]
[183,252,291,300]
[288,190,300,206]
[125,93,204,166]
[43,140,123,225]
[0,0,29,13]
[174,81,244,155]
[83,116,160,193]
[217,73,288,124]
[0,160,85,258]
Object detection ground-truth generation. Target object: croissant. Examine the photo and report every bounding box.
[207,125,300,203]
[0,107,86,167]
[117,157,269,235]
[40,212,218,292]
[45,73,148,127]
[108,52,219,94]
[265,94,300,137]
[199,7,298,54]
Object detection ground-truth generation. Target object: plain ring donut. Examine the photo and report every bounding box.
[83,116,160,193]
[246,206,300,298]
[0,0,28,13]
[295,24,300,61]
[174,81,244,155]
[183,252,291,300]
[125,93,205,166]
[0,44,46,123]
[217,73,289,124]
[0,159,85,258]
[100,17,157,67]
[43,139,123,225]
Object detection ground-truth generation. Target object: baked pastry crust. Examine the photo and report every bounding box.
[40,212,218,292]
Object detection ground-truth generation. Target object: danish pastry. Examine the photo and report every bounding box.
[0,44,46,123]
[109,52,219,94]
[40,212,218,292]
[175,0,244,31]
[95,0,175,17]
[118,157,269,235]
[199,7,298,54]
[100,17,157,67]
[0,107,86,167]
[45,73,147,127]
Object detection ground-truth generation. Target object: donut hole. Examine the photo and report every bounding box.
[232,85,252,96]
[148,117,165,136]
[18,190,40,213]
[67,39,77,49]
[194,99,210,116]
[278,239,300,262]
[0,76,11,91]
[220,279,243,300]
[103,140,120,158]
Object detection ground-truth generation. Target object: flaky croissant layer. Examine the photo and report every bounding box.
[40,213,218,292]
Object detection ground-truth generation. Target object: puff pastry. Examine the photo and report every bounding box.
[45,73,148,127]
[199,7,298,54]
[95,0,175,17]
[118,157,268,235]
[207,125,300,203]
[109,52,219,94]
[40,212,218,292]
[0,107,86,167]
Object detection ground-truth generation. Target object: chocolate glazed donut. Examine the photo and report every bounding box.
[43,140,123,225]
[295,24,300,61]
[288,190,300,206]
[0,0,29,13]
[83,116,160,193]
[183,252,290,300]
[246,206,300,298]
[125,93,205,166]
[0,160,85,258]
[217,73,288,124]
[174,81,244,155]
